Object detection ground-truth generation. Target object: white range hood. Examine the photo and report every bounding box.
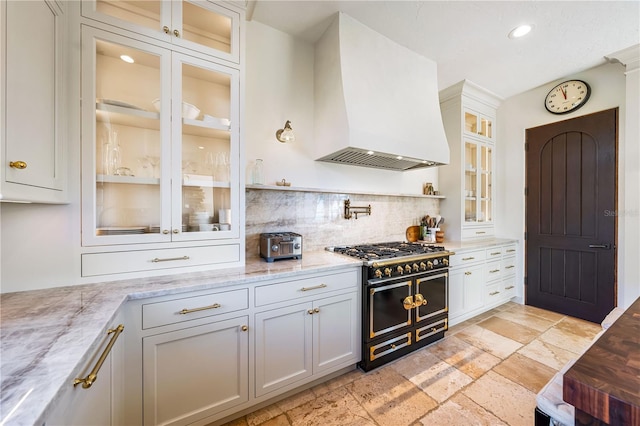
[314,13,450,171]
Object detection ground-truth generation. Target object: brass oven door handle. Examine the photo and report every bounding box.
[403,296,414,310]
[74,324,124,389]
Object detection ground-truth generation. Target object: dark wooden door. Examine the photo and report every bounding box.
[526,108,617,323]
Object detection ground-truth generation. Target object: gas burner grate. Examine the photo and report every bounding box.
[332,242,446,261]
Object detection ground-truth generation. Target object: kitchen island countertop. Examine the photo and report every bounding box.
[0,251,362,426]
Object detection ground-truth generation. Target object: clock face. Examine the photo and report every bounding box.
[545,80,591,114]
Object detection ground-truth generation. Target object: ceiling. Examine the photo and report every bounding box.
[248,1,640,99]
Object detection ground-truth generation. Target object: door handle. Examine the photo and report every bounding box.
[588,244,611,249]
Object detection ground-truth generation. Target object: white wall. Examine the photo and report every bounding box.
[497,62,639,309]
[245,20,440,195]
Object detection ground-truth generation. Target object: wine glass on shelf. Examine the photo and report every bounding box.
[145,155,160,178]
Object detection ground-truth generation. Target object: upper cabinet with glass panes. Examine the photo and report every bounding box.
[464,109,495,143]
[82,1,241,64]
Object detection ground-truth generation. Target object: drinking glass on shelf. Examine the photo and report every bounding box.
[103,130,121,175]
[215,152,230,182]
[137,157,152,178]
[145,155,160,178]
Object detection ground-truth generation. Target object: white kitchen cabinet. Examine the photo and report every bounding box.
[439,80,502,241]
[255,271,360,397]
[46,314,125,425]
[123,287,250,426]
[448,242,518,325]
[0,0,67,203]
[81,0,241,64]
[142,316,249,426]
[78,3,244,278]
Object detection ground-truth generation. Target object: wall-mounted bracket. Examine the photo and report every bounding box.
[344,199,371,220]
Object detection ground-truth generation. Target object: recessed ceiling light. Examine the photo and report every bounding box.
[367,150,374,155]
[396,156,403,160]
[508,24,533,39]
[120,54,134,63]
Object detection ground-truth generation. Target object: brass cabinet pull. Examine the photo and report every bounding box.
[489,291,500,296]
[173,29,180,37]
[490,252,501,256]
[151,255,189,263]
[162,229,170,234]
[241,325,248,331]
[178,303,221,315]
[505,265,515,269]
[489,269,500,273]
[172,229,180,234]
[163,25,170,34]
[506,249,516,253]
[462,257,475,261]
[464,271,472,276]
[300,283,327,292]
[74,324,124,389]
[9,161,27,169]
[307,309,314,315]
[476,231,486,235]
[505,286,515,290]
[313,308,320,313]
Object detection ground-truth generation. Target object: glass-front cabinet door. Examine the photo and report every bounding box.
[463,140,493,227]
[83,1,240,63]
[81,26,239,247]
[464,109,494,142]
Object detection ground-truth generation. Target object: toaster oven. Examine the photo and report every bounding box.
[260,232,302,262]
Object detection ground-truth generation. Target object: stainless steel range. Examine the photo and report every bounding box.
[328,242,453,371]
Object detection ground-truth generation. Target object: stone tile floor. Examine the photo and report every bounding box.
[221,302,602,426]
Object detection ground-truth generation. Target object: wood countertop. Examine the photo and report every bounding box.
[563,296,640,425]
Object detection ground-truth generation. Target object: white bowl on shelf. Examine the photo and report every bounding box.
[151,99,201,119]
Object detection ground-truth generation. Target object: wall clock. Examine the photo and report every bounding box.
[544,80,591,114]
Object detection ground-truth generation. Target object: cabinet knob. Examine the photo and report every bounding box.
[173,29,180,38]
[241,325,248,332]
[172,229,179,234]
[313,308,320,313]
[162,229,170,234]
[464,271,472,276]
[9,161,27,169]
[308,309,314,315]
[163,25,170,34]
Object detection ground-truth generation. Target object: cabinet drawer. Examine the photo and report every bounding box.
[255,270,358,307]
[486,247,503,259]
[81,244,240,277]
[503,277,517,299]
[461,226,495,240]
[483,260,502,282]
[502,256,516,276]
[485,282,502,302]
[503,244,517,256]
[142,288,248,329]
[450,249,486,267]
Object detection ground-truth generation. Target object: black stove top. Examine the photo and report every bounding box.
[329,241,447,261]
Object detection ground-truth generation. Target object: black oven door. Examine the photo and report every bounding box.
[415,271,448,324]
[366,278,412,342]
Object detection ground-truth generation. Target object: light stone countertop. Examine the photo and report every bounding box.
[442,238,519,252]
[0,251,363,426]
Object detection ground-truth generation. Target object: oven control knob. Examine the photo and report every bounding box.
[374,269,382,279]
[420,262,427,271]
[443,258,449,266]
[294,243,301,249]
[427,261,434,269]
[384,267,392,277]
[397,265,404,275]
[433,259,439,266]
[405,264,412,273]
[271,244,279,252]
[412,263,419,272]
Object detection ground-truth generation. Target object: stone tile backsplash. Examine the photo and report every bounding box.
[246,188,440,256]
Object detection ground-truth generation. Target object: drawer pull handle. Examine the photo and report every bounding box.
[464,271,472,276]
[505,265,515,269]
[462,257,475,261]
[300,283,327,292]
[74,324,124,389]
[507,249,516,253]
[178,303,221,315]
[505,286,515,290]
[489,291,500,296]
[476,231,486,235]
[490,252,501,256]
[151,255,189,263]
[489,269,500,273]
